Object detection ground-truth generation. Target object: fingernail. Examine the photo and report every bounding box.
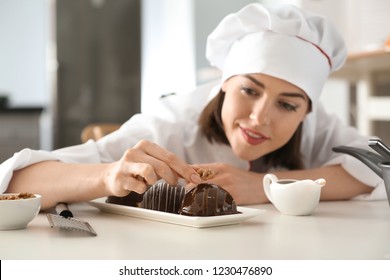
[190,173,202,184]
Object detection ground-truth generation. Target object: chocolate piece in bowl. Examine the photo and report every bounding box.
[0,193,41,230]
[0,192,36,200]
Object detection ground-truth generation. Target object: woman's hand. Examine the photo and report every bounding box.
[104,140,202,197]
[190,164,373,204]
[190,163,267,205]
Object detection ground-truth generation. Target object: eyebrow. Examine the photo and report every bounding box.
[281,92,308,101]
[242,74,308,101]
[243,75,264,88]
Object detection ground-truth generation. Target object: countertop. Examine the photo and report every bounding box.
[1,199,390,260]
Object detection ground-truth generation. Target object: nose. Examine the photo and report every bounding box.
[249,97,272,126]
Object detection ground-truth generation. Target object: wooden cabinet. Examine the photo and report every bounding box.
[0,108,42,163]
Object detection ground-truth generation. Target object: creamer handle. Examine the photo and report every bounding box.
[263,173,277,203]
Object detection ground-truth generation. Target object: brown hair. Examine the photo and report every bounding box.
[198,89,309,170]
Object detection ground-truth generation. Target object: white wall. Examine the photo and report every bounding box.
[0,0,54,150]
[301,0,390,126]
[193,0,262,84]
[141,0,196,114]
[319,80,350,125]
[0,0,49,107]
[344,0,390,52]
[301,0,390,52]
[140,0,271,114]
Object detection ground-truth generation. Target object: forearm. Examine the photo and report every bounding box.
[7,161,110,210]
[233,165,373,205]
[273,165,373,201]
[6,140,204,211]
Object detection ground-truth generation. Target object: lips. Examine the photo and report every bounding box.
[240,126,270,145]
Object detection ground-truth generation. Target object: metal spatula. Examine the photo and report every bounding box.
[47,203,97,236]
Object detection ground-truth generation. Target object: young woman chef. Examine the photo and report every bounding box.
[0,3,385,209]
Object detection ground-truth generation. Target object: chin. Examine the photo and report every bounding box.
[234,149,265,161]
[230,138,269,161]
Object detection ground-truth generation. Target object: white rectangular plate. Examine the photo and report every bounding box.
[87,198,265,228]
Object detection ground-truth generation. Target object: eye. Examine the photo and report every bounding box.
[278,101,298,112]
[240,86,260,97]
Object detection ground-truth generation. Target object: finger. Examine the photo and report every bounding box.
[125,162,159,186]
[124,149,179,185]
[109,173,148,197]
[138,156,179,185]
[124,176,149,194]
[110,162,157,195]
[135,140,201,184]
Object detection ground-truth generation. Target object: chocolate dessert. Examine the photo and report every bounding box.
[106,179,239,217]
[106,192,144,207]
[140,181,185,214]
[179,183,239,216]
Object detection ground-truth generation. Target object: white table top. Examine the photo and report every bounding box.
[1,199,390,260]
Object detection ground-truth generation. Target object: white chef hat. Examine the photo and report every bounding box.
[206,3,347,105]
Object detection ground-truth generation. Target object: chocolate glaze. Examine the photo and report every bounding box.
[140,182,185,214]
[179,183,239,216]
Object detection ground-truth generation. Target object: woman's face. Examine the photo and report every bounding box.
[221,73,310,161]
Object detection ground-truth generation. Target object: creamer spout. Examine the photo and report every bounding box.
[315,178,326,187]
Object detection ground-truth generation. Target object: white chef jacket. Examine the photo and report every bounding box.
[0,81,386,200]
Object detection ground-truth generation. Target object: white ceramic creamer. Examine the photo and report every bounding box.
[263,173,326,216]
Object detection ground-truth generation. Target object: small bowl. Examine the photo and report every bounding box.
[0,193,41,230]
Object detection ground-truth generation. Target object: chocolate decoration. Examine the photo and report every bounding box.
[106,192,144,207]
[140,182,185,214]
[179,183,239,216]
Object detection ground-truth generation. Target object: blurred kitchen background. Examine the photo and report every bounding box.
[1,0,390,162]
